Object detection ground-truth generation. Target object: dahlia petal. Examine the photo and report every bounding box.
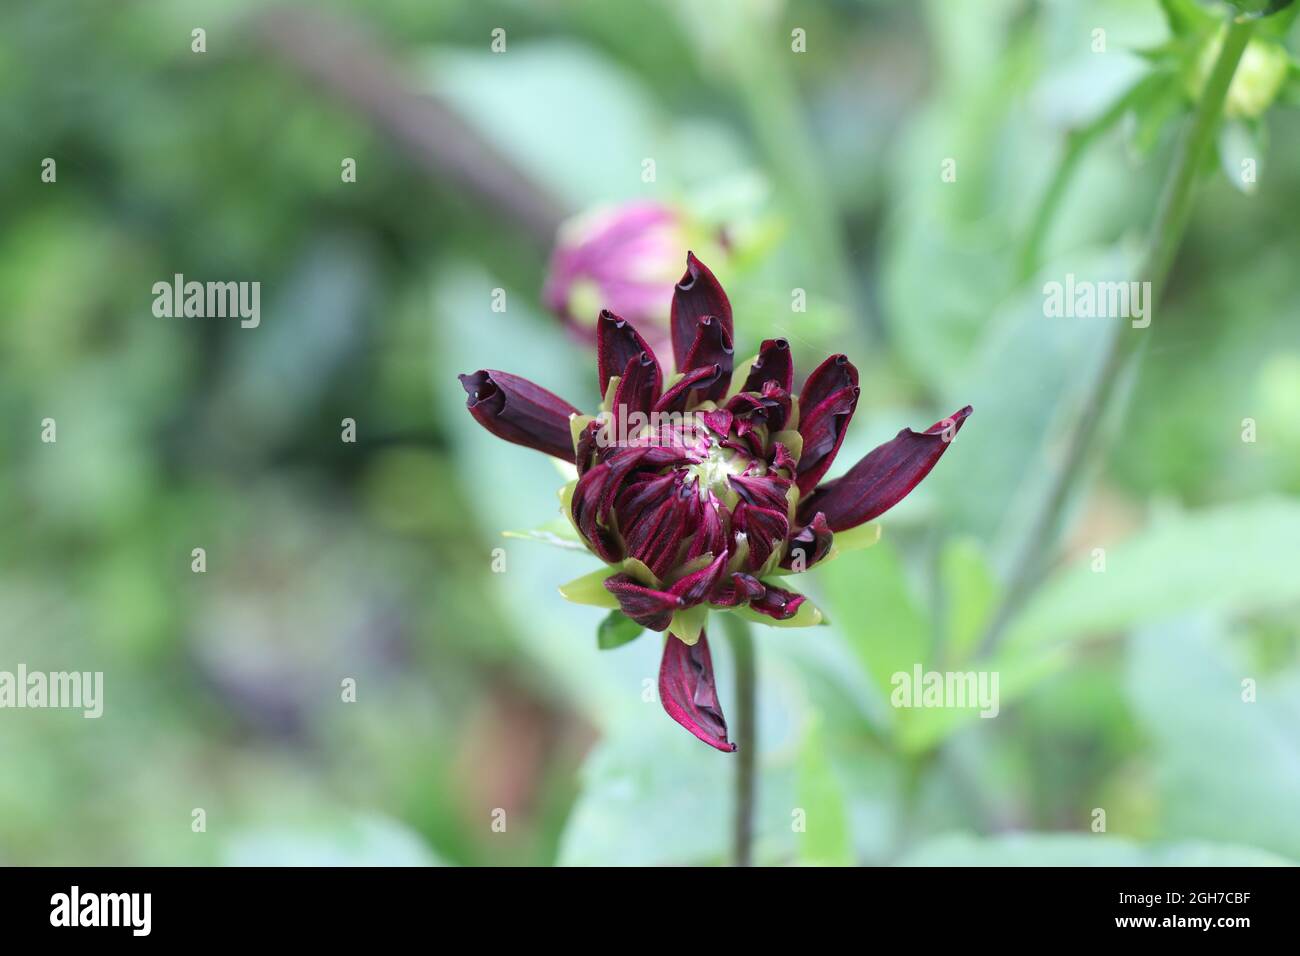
[571,462,624,561]
[726,382,793,436]
[712,571,766,607]
[627,492,691,579]
[734,502,790,571]
[659,632,735,752]
[670,252,734,373]
[685,496,728,562]
[459,370,580,460]
[729,472,793,514]
[700,409,734,437]
[799,406,973,532]
[780,512,833,571]
[681,315,734,403]
[748,583,807,621]
[604,574,681,631]
[669,550,729,605]
[612,351,661,431]
[771,441,797,474]
[795,384,860,495]
[574,418,602,474]
[799,354,859,417]
[597,310,662,398]
[654,364,722,415]
[742,338,794,394]
[615,472,675,528]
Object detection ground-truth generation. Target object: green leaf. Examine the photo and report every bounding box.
[940,536,999,666]
[558,566,619,608]
[1257,1,1299,34]
[1125,73,1186,159]
[1005,499,1300,654]
[668,603,709,645]
[597,610,643,651]
[796,717,853,866]
[557,691,804,866]
[502,518,586,551]
[901,832,1293,866]
[904,500,1300,751]
[221,814,444,866]
[425,42,668,207]
[819,539,928,702]
[928,248,1135,546]
[1218,119,1263,194]
[1126,616,1300,862]
[1157,0,1218,38]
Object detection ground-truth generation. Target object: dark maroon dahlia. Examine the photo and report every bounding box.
[460,253,970,751]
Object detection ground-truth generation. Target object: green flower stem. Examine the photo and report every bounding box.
[721,613,757,867]
[1017,74,1166,282]
[981,15,1257,655]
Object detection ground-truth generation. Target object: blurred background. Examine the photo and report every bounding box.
[1,0,1298,866]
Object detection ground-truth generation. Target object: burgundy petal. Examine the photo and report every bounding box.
[742,338,794,394]
[700,409,733,437]
[685,496,728,562]
[749,583,807,621]
[571,461,625,561]
[654,364,722,415]
[799,406,973,531]
[659,632,735,752]
[597,310,662,398]
[572,447,658,561]
[771,442,797,474]
[733,502,790,571]
[729,472,793,514]
[799,353,859,416]
[712,571,766,607]
[780,512,833,571]
[459,370,580,461]
[574,418,602,474]
[604,574,681,631]
[611,351,661,434]
[680,315,734,404]
[624,488,691,579]
[670,252,733,372]
[726,382,793,436]
[795,384,860,495]
[669,550,729,605]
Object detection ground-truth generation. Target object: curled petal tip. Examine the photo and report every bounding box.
[458,369,580,461]
[670,253,733,372]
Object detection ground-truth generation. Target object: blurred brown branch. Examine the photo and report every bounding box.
[253,5,570,246]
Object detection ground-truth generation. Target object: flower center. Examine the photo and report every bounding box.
[685,436,764,503]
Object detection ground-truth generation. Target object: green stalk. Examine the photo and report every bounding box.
[981,16,1257,654]
[721,613,756,867]
[1017,74,1166,281]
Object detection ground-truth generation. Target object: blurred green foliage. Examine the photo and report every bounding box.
[1,0,1298,866]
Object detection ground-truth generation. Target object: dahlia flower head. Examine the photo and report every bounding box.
[460,253,970,751]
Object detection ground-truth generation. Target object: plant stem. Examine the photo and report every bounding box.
[1017,74,1165,282]
[980,16,1256,655]
[722,614,756,867]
